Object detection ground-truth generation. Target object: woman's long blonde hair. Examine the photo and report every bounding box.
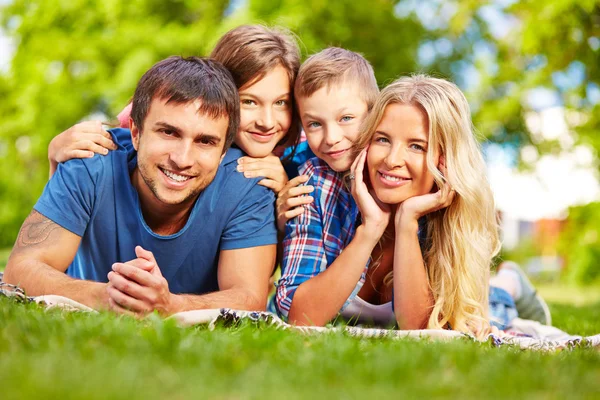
[355,75,501,338]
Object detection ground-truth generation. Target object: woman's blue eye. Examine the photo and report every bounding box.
[410,143,426,152]
[340,116,353,122]
[374,136,389,144]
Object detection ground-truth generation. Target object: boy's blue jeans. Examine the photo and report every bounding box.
[489,286,518,330]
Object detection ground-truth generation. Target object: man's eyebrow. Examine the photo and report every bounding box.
[197,133,222,143]
[154,121,182,133]
[155,122,222,143]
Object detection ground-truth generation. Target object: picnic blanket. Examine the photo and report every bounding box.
[2,282,599,351]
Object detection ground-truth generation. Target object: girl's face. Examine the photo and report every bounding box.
[367,103,438,205]
[236,64,292,157]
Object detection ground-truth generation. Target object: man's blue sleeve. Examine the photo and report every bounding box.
[33,159,97,237]
[220,186,277,250]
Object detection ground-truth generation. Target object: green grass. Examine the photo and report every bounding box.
[0,247,10,271]
[1,292,600,400]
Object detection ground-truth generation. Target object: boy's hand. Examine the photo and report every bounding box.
[49,121,117,175]
[237,154,289,193]
[276,175,314,232]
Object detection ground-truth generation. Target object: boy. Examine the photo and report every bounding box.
[276,47,379,230]
[274,47,379,322]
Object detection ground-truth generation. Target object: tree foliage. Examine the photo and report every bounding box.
[558,202,600,284]
[425,0,600,284]
[0,0,431,246]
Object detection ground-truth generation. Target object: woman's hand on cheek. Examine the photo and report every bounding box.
[350,148,391,238]
[237,154,289,193]
[396,173,455,227]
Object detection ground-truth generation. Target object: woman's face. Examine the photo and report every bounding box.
[235,64,292,157]
[367,103,438,205]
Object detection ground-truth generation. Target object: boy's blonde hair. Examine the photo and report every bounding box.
[294,47,379,109]
[355,75,501,339]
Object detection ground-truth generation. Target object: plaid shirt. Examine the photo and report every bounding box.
[275,157,369,318]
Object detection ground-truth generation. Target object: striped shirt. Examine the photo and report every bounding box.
[275,157,368,318]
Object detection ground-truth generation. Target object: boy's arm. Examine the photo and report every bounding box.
[3,210,108,308]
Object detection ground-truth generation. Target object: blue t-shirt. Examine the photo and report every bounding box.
[34,128,277,295]
[283,141,315,179]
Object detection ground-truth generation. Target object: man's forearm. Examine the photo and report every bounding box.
[4,209,103,307]
[4,259,108,309]
[171,287,266,314]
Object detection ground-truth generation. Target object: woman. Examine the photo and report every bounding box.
[48,24,301,193]
[277,75,504,339]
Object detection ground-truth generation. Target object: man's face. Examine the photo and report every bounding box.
[297,83,369,172]
[131,97,229,211]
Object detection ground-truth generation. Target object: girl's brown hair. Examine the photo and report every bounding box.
[211,25,302,149]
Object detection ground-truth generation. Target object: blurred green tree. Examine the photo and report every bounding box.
[0,0,430,247]
[0,0,232,246]
[444,0,600,284]
[558,202,600,285]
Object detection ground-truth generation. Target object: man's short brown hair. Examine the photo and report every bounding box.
[294,47,379,109]
[131,56,239,152]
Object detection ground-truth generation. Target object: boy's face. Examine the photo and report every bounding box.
[297,83,368,172]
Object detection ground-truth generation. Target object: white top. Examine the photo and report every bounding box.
[339,295,396,326]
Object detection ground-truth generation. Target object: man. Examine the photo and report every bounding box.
[4,56,277,316]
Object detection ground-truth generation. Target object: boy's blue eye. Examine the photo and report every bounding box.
[307,121,321,129]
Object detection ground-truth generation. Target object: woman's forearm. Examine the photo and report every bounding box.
[392,218,434,329]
